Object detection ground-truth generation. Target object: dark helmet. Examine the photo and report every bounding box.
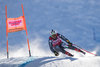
[50,29,57,39]
[50,29,56,35]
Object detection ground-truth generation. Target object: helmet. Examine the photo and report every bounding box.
[50,29,57,39]
[50,29,56,35]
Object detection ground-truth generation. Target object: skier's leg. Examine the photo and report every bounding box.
[68,46,85,54]
[59,45,73,57]
[53,46,59,55]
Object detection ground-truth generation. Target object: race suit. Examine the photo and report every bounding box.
[48,33,70,54]
[49,33,85,55]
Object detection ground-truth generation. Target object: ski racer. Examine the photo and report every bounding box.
[48,30,85,57]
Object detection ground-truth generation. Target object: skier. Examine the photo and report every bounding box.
[49,30,85,57]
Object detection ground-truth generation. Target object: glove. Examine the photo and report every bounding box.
[54,51,59,56]
[66,40,72,46]
[68,42,72,46]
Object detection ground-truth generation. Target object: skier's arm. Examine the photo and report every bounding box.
[57,33,72,46]
[48,39,56,53]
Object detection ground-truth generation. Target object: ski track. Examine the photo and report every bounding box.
[0,56,100,67]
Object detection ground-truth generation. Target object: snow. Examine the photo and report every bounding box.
[0,0,100,67]
[0,56,100,67]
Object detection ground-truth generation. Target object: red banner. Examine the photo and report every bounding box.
[6,16,26,33]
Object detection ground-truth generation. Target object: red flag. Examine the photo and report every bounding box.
[6,16,26,33]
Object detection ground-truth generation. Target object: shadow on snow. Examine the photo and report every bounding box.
[19,56,77,67]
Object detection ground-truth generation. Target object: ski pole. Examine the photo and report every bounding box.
[73,44,97,56]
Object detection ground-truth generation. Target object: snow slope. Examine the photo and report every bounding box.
[0,56,100,67]
[0,0,100,67]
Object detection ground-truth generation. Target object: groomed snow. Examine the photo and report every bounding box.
[0,56,100,67]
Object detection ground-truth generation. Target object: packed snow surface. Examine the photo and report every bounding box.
[0,56,100,67]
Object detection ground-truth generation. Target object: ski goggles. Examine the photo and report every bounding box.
[50,31,55,35]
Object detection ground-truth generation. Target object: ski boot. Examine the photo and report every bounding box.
[65,51,74,57]
[80,50,86,55]
[54,51,59,56]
